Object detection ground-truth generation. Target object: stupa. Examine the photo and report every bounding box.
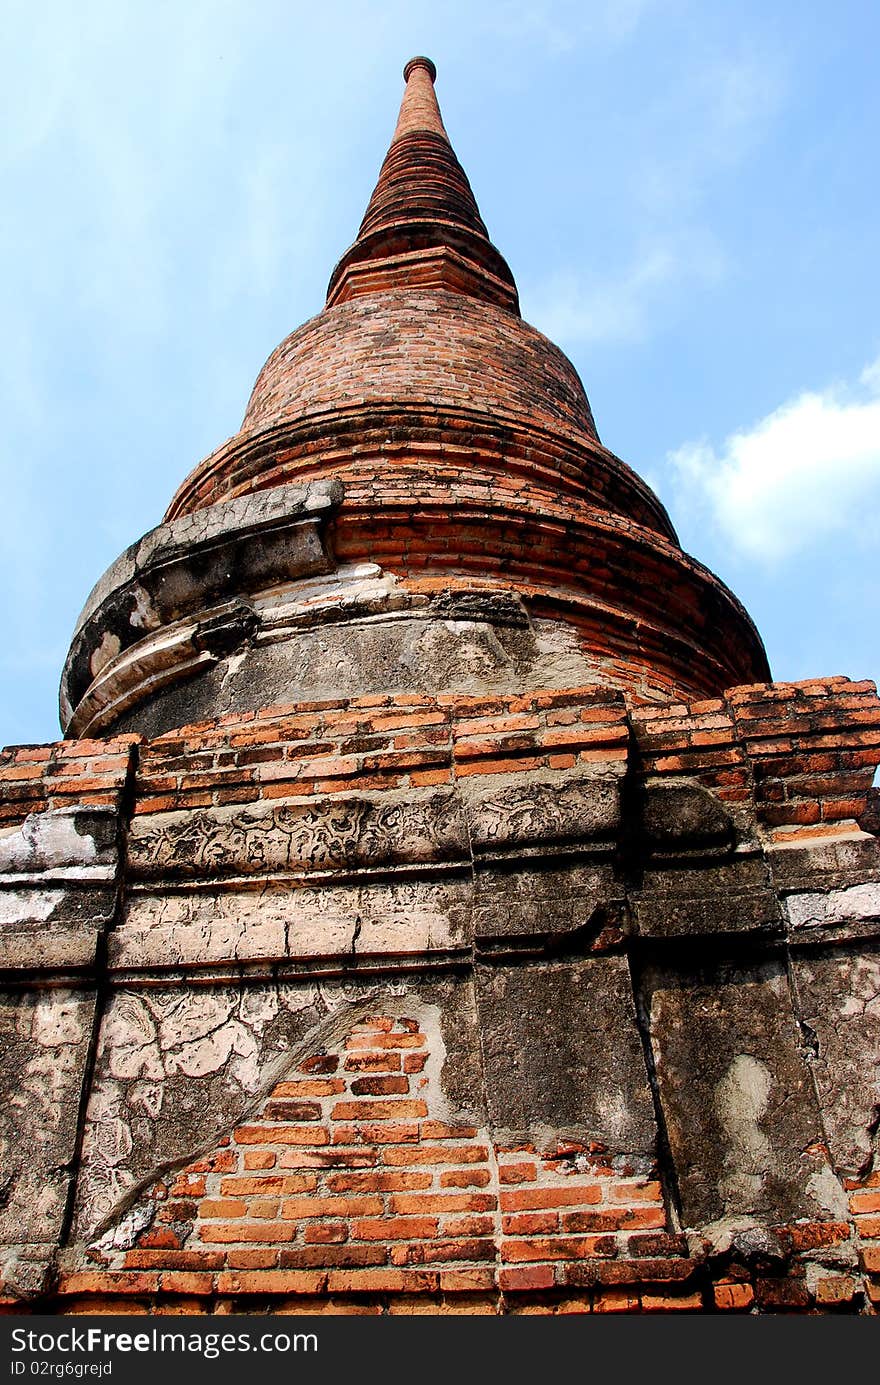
[1,58,879,1315]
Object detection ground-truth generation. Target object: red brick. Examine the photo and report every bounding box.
[226,1250,278,1270]
[331,1099,428,1120]
[324,1269,439,1293]
[501,1235,615,1261]
[440,1169,491,1188]
[443,1215,495,1237]
[199,1222,297,1244]
[500,1185,602,1211]
[304,1223,348,1244]
[247,1199,280,1219]
[713,1281,755,1311]
[419,1122,478,1139]
[642,1292,704,1312]
[199,1198,246,1219]
[216,1270,329,1295]
[390,1193,496,1214]
[273,1077,346,1095]
[353,1217,439,1241]
[136,1227,181,1250]
[158,1272,214,1295]
[233,1125,329,1145]
[349,1076,409,1096]
[814,1276,857,1305]
[559,1210,632,1233]
[594,1290,640,1313]
[221,1175,317,1196]
[123,1250,224,1271]
[281,1195,384,1220]
[261,1099,322,1121]
[278,1246,388,1269]
[279,1149,377,1169]
[58,1272,161,1295]
[344,1054,402,1072]
[565,1259,696,1287]
[325,1171,432,1193]
[384,1145,490,1166]
[299,1054,339,1074]
[438,1268,497,1292]
[499,1265,555,1292]
[755,1278,811,1310]
[498,1162,537,1184]
[243,1151,276,1170]
[609,1181,662,1203]
[502,1212,558,1235]
[338,1122,420,1144]
[391,1238,496,1266]
[626,1233,688,1257]
[782,1221,850,1252]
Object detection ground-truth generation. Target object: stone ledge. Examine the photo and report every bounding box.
[61,480,342,732]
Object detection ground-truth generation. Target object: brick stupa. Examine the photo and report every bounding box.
[2,58,879,1316]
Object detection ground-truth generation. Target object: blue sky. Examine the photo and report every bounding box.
[1,0,878,749]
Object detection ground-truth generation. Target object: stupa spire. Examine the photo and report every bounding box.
[391,56,448,143]
[326,57,519,311]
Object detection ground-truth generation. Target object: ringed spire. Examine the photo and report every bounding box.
[326,57,519,311]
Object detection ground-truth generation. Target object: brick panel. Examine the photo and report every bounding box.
[63,1014,683,1307]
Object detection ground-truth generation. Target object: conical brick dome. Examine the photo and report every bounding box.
[61,59,769,739]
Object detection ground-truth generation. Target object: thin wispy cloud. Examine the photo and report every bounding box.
[478,0,654,52]
[668,358,880,562]
[631,46,786,221]
[523,232,725,345]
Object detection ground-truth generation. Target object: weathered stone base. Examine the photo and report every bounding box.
[2,677,879,1314]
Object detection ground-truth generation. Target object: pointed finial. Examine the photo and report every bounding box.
[392,55,447,144]
[403,56,436,83]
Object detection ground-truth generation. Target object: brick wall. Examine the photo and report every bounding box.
[0,735,137,825]
[61,1013,693,1313]
[2,677,880,1314]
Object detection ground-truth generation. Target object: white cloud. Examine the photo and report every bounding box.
[668,359,880,561]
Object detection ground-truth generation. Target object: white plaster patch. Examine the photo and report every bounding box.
[91,1201,154,1252]
[90,630,122,677]
[806,1164,850,1218]
[31,994,84,1049]
[714,1053,773,1211]
[129,583,159,631]
[151,992,235,1050]
[596,1086,632,1142]
[785,882,880,930]
[254,563,402,627]
[127,1082,163,1119]
[409,1001,451,1123]
[165,1019,259,1082]
[239,988,280,1032]
[103,995,163,1081]
[0,889,61,924]
[0,808,102,873]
